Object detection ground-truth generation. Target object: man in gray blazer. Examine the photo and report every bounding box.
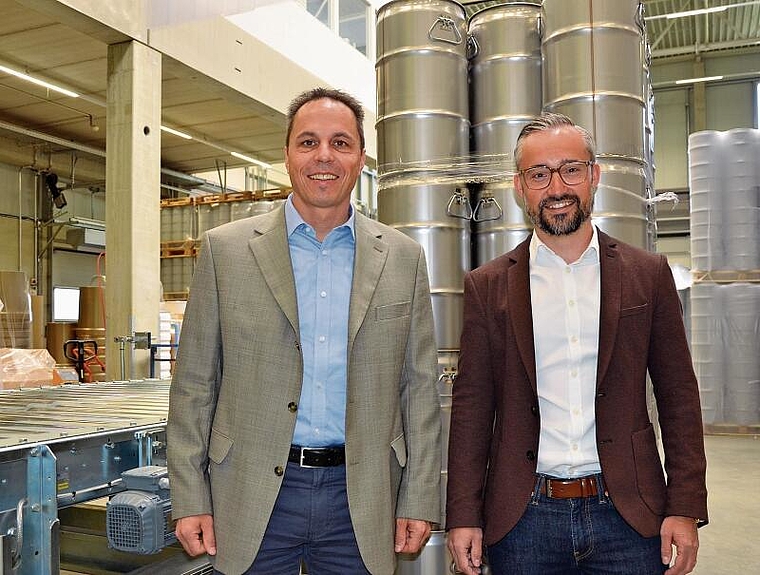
[168,87,441,575]
[447,112,707,575]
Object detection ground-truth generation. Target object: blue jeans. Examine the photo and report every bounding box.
[487,475,667,575]
[230,462,370,575]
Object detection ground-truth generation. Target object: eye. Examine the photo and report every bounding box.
[563,164,581,175]
[528,169,548,182]
[300,138,317,148]
[333,139,350,148]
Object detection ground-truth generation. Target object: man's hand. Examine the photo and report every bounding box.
[395,518,432,554]
[661,515,699,575]
[176,514,217,557]
[447,526,483,575]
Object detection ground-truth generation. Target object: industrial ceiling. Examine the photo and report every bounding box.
[0,0,758,189]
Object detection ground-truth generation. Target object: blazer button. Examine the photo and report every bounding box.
[531,405,539,416]
[274,466,284,476]
[288,402,298,413]
[294,341,301,351]
[526,450,536,461]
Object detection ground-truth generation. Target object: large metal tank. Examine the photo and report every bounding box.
[376,0,469,171]
[542,0,650,250]
[376,0,470,355]
[468,2,542,266]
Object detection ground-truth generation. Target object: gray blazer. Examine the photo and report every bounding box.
[168,204,441,575]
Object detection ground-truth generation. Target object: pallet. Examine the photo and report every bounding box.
[692,270,760,283]
[160,239,198,258]
[704,423,760,436]
[163,290,190,301]
[160,197,194,208]
[254,188,291,201]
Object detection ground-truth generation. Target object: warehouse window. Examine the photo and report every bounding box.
[52,286,80,322]
[306,0,371,57]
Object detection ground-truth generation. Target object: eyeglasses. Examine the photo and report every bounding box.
[519,161,594,190]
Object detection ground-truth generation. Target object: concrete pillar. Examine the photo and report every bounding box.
[691,58,707,132]
[105,41,161,380]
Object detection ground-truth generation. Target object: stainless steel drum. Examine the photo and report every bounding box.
[542,0,647,163]
[378,184,470,351]
[472,183,532,266]
[591,158,648,248]
[376,0,469,172]
[469,2,542,155]
[468,3,542,266]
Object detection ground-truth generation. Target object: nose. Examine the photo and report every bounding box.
[548,168,565,193]
[315,141,334,163]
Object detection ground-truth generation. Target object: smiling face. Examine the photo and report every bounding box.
[285,97,366,227]
[513,125,600,239]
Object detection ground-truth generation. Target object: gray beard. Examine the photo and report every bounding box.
[526,192,594,236]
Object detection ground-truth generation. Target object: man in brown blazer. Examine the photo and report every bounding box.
[446,112,707,575]
[168,88,441,574]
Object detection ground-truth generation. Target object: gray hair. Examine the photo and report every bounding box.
[514,112,596,168]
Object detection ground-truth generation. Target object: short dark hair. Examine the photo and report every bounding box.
[514,112,596,168]
[285,87,365,150]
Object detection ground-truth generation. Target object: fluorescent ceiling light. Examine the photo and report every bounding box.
[160,125,193,140]
[666,6,728,19]
[676,75,724,85]
[0,64,79,98]
[231,151,272,169]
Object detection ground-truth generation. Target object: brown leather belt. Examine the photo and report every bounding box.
[541,476,600,499]
[289,445,345,467]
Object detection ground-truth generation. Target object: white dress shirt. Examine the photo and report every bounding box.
[529,226,602,478]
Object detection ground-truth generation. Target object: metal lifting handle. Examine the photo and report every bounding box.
[472,196,503,222]
[447,190,473,220]
[428,15,463,45]
[9,498,26,571]
[466,34,479,59]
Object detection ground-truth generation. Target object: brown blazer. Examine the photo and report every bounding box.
[446,230,708,545]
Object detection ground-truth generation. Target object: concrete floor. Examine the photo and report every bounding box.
[693,434,760,574]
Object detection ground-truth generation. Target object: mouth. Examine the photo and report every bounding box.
[541,195,578,211]
[309,173,339,181]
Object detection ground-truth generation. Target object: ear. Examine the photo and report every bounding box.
[591,162,601,187]
[284,147,289,173]
[513,171,525,203]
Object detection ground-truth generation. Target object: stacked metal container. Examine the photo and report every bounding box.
[468,2,542,266]
[376,1,470,542]
[542,0,653,251]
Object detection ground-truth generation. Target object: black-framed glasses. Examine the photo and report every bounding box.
[519,160,594,190]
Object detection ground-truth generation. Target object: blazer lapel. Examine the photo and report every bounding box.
[348,216,388,351]
[508,240,538,392]
[596,232,621,387]
[248,207,299,332]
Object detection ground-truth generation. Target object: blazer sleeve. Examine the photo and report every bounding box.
[445,271,497,529]
[648,255,709,524]
[167,233,222,519]
[395,246,442,524]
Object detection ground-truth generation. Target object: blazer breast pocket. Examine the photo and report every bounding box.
[376,301,411,321]
[620,302,649,317]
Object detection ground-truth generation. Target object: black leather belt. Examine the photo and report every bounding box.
[289,445,346,467]
[541,476,600,499]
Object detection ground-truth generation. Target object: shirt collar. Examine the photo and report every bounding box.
[529,224,600,266]
[285,194,356,239]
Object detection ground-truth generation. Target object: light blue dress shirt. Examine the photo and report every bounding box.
[285,196,355,447]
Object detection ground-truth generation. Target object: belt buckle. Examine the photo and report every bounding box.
[545,478,553,498]
[299,447,318,468]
